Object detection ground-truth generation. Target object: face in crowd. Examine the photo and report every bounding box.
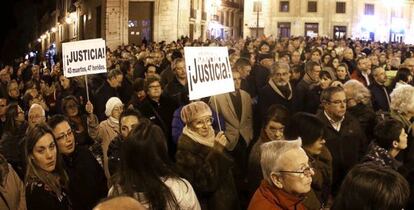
[265,120,285,141]
[120,115,139,139]
[190,114,213,138]
[272,65,291,86]
[324,90,347,121]
[31,132,57,172]
[52,120,75,156]
[272,147,314,195]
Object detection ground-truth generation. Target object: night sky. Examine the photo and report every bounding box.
[0,0,53,65]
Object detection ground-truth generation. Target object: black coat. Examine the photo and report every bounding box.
[368,82,390,112]
[26,180,71,210]
[316,112,368,195]
[93,81,119,121]
[175,134,240,210]
[347,103,376,140]
[258,83,294,121]
[164,77,188,106]
[63,146,107,210]
[138,95,178,157]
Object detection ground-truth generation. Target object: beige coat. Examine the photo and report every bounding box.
[0,164,26,210]
[209,90,253,150]
[90,118,120,179]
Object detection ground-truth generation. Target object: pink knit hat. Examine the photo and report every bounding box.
[181,101,212,124]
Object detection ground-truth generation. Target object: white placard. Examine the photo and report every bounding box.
[62,39,107,77]
[184,47,234,100]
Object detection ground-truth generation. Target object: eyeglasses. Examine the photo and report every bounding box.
[56,129,73,142]
[276,163,314,178]
[274,72,290,77]
[148,84,161,89]
[29,115,45,121]
[329,99,347,106]
[192,117,213,128]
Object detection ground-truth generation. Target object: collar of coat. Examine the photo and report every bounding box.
[256,180,306,210]
[268,79,292,100]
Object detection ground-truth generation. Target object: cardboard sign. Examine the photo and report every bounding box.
[184,47,234,100]
[62,39,107,77]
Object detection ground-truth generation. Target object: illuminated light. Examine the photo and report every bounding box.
[391,17,406,33]
[69,12,77,22]
[37,38,41,42]
[360,16,377,32]
[65,16,73,24]
[40,34,46,39]
[381,0,404,7]
[51,27,57,32]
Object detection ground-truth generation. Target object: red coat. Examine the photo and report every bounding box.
[248,180,307,210]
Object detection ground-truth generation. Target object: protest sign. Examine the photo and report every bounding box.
[62,39,107,78]
[184,47,234,100]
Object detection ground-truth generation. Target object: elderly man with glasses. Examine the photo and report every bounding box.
[248,139,313,210]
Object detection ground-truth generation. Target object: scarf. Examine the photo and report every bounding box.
[182,125,215,148]
[303,72,320,90]
[108,116,120,126]
[268,79,292,100]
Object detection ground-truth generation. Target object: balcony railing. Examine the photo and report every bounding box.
[221,0,240,8]
[202,11,207,20]
[190,9,197,19]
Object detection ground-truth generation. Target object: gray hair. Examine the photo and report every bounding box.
[28,103,45,117]
[343,79,371,105]
[390,85,414,114]
[271,62,290,75]
[260,139,302,184]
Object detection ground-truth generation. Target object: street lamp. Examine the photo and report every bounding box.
[253,0,262,38]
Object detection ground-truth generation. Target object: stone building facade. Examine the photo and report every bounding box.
[34,0,244,54]
[243,0,414,43]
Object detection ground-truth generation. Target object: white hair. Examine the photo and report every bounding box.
[343,79,371,105]
[390,85,414,115]
[28,103,45,117]
[260,139,302,184]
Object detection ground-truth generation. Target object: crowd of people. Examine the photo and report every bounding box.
[0,35,413,210]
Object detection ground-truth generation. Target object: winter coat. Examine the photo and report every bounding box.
[63,146,107,210]
[0,164,26,210]
[175,134,240,210]
[248,180,307,210]
[26,179,71,210]
[316,112,367,195]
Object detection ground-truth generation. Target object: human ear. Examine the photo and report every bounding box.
[392,140,399,148]
[270,172,283,189]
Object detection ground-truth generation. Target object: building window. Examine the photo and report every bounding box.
[278,22,291,37]
[305,23,319,36]
[308,1,317,13]
[364,4,374,15]
[336,2,346,14]
[280,1,289,12]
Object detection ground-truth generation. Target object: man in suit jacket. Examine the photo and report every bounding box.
[209,71,253,204]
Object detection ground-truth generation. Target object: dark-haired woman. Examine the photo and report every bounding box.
[332,164,409,210]
[109,119,200,210]
[60,95,97,147]
[362,119,407,170]
[285,112,332,210]
[247,104,289,196]
[390,68,413,90]
[25,123,71,210]
[0,104,28,179]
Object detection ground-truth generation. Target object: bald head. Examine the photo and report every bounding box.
[93,196,147,210]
